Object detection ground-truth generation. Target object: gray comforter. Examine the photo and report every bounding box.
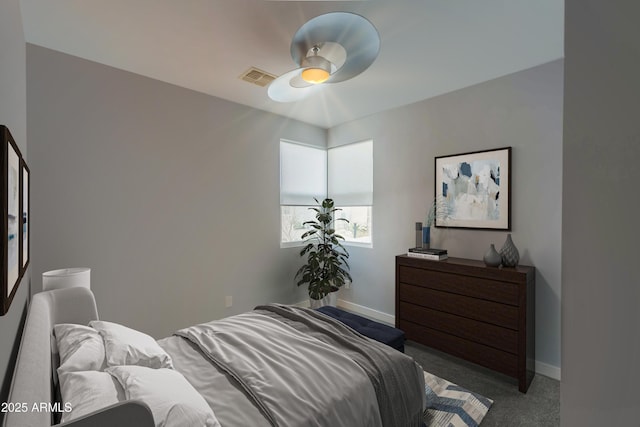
[163,304,425,427]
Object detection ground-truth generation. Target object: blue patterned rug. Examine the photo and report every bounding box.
[422,371,493,427]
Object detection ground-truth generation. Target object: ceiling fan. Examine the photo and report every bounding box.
[268,12,380,103]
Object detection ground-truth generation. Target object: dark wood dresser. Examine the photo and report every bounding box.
[396,255,535,392]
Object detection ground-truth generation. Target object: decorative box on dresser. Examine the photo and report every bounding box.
[396,255,535,392]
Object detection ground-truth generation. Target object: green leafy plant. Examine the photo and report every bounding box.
[295,198,352,301]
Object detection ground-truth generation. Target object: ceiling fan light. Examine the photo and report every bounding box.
[300,54,332,84]
[301,67,330,84]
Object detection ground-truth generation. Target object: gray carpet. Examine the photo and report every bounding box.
[406,341,559,427]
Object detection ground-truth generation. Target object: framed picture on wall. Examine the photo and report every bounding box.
[1,125,23,315]
[434,147,511,230]
[20,159,30,272]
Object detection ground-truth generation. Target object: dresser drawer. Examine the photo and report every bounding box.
[399,301,518,354]
[399,265,519,306]
[400,319,519,378]
[399,283,519,330]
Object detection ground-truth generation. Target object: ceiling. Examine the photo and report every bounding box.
[20,0,564,129]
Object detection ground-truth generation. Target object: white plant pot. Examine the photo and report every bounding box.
[309,291,337,309]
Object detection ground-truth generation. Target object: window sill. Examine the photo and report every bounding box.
[280,241,306,249]
[343,241,373,249]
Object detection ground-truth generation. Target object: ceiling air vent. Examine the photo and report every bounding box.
[240,67,277,87]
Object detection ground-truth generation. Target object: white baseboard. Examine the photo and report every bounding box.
[535,360,561,381]
[292,298,394,325]
[291,298,561,380]
[335,299,396,326]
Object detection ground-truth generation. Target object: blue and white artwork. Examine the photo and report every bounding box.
[22,164,29,268]
[435,148,510,230]
[7,143,20,296]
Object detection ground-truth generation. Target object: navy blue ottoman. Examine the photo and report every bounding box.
[316,306,406,352]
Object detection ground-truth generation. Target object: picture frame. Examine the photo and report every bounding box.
[434,147,511,231]
[20,159,30,273]
[1,125,23,315]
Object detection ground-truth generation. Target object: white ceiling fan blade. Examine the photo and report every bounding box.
[267,68,322,103]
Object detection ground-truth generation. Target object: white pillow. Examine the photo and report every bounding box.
[54,324,107,374]
[90,321,173,369]
[58,370,125,423]
[106,366,220,427]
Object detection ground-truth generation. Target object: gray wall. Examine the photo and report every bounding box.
[0,0,30,417]
[25,44,563,385]
[562,1,640,425]
[329,60,564,374]
[27,45,324,339]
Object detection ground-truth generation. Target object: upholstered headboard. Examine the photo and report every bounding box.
[3,287,154,427]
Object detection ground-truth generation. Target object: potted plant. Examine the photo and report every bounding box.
[295,198,352,308]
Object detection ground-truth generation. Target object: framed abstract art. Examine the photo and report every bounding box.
[434,147,511,231]
[20,158,30,272]
[1,125,23,315]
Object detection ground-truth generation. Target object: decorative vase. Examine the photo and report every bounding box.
[500,234,520,267]
[422,226,431,249]
[309,291,338,309]
[483,244,502,267]
[415,222,422,248]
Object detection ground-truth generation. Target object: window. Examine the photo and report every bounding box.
[333,206,372,245]
[280,205,317,244]
[279,139,373,247]
[328,140,373,247]
[280,140,327,247]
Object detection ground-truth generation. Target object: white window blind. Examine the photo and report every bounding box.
[280,140,327,205]
[328,140,373,206]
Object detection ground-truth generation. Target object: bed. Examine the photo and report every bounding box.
[2,287,426,427]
